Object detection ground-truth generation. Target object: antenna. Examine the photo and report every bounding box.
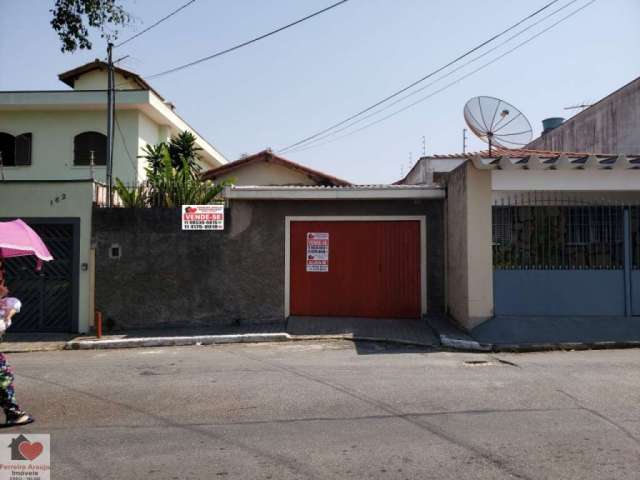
[463,96,532,155]
[462,128,468,154]
[564,103,592,111]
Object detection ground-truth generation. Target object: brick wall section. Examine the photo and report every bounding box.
[93,199,444,329]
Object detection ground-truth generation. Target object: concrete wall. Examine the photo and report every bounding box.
[446,162,494,330]
[213,162,319,186]
[526,77,640,154]
[492,169,640,192]
[0,180,94,333]
[93,199,444,330]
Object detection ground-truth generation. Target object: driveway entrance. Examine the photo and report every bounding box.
[288,217,425,319]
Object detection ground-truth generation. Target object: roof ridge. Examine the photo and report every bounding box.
[201,150,351,186]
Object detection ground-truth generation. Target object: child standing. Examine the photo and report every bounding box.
[0,283,34,426]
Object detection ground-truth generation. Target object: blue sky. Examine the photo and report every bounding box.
[1,0,639,183]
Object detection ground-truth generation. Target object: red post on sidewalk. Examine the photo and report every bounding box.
[95,311,103,339]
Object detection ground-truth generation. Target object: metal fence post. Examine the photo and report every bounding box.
[624,207,632,317]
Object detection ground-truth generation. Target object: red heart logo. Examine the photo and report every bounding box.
[18,441,43,461]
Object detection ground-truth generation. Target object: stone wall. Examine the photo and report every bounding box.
[93,199,444,330]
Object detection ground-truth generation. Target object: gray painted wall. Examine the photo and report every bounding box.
[526,77,640,154]
[494,270,626,316]
[93,199,444,330]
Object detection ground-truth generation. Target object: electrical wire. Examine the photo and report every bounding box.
[282,0,580,152]
[115,0,197,48]
[144,0,351,80]
[284,0,597,154]
[276,0,562,154]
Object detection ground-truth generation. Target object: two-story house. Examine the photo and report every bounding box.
[0,60,226,334]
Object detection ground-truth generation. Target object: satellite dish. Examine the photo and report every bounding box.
[463,96,532,154]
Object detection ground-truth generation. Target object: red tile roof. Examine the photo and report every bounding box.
[201,150,351,186]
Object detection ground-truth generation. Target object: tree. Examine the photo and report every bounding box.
[114,131,231,208]
[50,0,131,52]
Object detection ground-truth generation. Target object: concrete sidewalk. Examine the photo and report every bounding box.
[287,316,439,347]
[2,318,440,352]
[5,316,640,353]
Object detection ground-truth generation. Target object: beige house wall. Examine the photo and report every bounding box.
[0,181,94,333]
[73,70,138,90]
[137,111,164,179]
[0,109,139,183]
[446,162,493,330]
[213,161,319,186]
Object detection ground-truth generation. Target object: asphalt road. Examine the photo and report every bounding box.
[5,341,640,479]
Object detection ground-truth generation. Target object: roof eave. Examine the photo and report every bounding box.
[225,185,444,200]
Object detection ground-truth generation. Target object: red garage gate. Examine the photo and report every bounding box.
[288,217,425,319]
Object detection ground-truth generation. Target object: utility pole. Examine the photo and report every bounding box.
[422,136,426,157]
[106,42,115,207]
[462,128,468,154]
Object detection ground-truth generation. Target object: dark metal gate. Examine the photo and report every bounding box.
[492,194,640,317]
[3,220,78,332]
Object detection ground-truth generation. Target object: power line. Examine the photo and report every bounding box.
[144,0,351,80]
[282,0,580,152]
[115,0,197,48]
[276,0,562,154]
[285,0,597,154]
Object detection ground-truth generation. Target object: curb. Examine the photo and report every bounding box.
[491,340,640,353]
[64,333,438,351]
[65,333,292,350]
[439,335,492,352]
[2,345,67,354]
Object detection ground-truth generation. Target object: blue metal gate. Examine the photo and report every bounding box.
[492,195,640,317]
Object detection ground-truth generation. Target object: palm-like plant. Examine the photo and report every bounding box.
[114,178,147,208]
[167,131,202,174]
[145,153,227,207]
[113,130,228,208]
[140,142,167,174]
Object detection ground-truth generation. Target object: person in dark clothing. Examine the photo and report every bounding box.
[0,282,34,426]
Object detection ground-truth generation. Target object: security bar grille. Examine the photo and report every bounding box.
[492,194,638,270]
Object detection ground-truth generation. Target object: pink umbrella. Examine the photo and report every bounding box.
[0,219,53,271]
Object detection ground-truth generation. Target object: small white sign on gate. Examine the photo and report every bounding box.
[306,232,329,272]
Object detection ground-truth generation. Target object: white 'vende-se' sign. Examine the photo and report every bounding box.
[306,232,329,272]
[181,205,224,230]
